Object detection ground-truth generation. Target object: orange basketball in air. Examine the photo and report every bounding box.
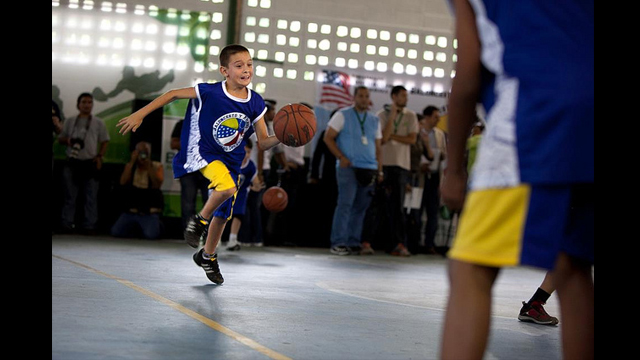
[273,103,317,147]
[262,186,288,213]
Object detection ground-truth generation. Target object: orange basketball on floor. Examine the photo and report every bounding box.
[262,186,288,213]
[273,103,317,147]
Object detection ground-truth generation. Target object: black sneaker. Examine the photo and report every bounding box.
[193,248,224,284]
[330,245,350,255]
[184,214,209,248]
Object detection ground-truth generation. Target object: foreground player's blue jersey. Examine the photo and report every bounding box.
[463,0,594,189]
[173,81,267,179]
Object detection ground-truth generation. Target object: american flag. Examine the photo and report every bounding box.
[319,70,353,108]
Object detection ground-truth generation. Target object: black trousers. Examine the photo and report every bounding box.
[381,165,409,251]
[422,171,440,248]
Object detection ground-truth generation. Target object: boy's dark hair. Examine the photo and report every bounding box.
[77,92,93,106]
[423,105,439,116]
[390,85,407,97]
[219,44,250,68]
[354,85,368,96]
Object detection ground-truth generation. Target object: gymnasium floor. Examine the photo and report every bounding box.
[52,235,562,360]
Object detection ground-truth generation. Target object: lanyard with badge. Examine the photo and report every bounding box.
[354,108,368,145]
[393,111,404,134]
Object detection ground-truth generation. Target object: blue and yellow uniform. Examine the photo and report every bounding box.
[173,81,266,218]
[448,0,594,270]
[213,159,257,220]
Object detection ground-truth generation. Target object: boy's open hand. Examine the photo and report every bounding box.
[117,115,143,135]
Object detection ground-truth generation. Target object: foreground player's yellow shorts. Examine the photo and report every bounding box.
[448,184,594,270]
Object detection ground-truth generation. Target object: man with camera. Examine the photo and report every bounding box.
[58,92,110,234]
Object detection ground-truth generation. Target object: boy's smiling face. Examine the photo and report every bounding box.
[220,51,253,88]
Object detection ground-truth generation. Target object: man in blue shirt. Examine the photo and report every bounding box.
[323,86,383,255]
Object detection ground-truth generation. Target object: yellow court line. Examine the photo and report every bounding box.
[52,254,293,360]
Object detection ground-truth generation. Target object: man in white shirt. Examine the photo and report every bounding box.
[376,86,419,256]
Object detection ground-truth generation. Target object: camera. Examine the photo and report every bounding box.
[138,151,149,160]
[69,138,84,159]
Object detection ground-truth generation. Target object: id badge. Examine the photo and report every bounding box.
[361,136,368,145]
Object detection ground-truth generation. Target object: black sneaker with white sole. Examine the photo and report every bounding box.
[330,245,350,255]
[193,248,224,284]
[184,214,209,248]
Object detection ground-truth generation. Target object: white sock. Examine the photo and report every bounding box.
[227,234,238,247]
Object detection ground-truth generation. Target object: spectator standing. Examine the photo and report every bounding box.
[406,114,434,254]
[376,85,419,256]
[308,127,338,247]
[58,92,110,234]
[278,137,307,246]
[324,86,382,255]
[420,105,447,254]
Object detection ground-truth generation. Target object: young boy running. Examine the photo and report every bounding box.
[117,44,281,284]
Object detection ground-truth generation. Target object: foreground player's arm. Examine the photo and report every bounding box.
[254,117,281,150]
[441,0,482,211]
[117,87,197,135]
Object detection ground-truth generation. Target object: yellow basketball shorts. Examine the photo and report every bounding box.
[200,160,239,220]
[448,183,594,270]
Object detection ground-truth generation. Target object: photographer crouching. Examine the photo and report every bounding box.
[110,141,164,240]
[58,92,110,234]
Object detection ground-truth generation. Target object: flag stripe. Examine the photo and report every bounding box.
[320,94,353,104]
[319,70,354,108]
[322,87,352,97]
[322,93,353,102]
[322,85,351,94]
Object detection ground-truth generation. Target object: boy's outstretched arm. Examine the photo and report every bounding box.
[253,116,281,150]
[117,87,197,135]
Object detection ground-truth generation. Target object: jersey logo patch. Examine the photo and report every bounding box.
[212,112,251,152]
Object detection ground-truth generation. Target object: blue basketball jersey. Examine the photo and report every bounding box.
[173,81,267,179]
[463,0,594,189]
